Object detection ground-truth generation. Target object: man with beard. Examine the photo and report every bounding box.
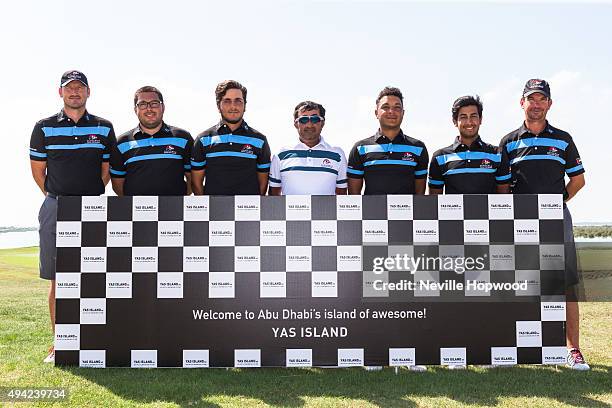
[269,100,347,195]
[500,79,589,370]
[428,95,510,194]
[110,86,194,196]
[191,80,271,195]
[347,86,428,195]
[30,70,116,363]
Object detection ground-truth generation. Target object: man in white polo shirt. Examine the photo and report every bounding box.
[269,101,347,195]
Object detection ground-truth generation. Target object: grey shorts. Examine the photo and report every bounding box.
[564,205,579,288]
[38,195,57,280]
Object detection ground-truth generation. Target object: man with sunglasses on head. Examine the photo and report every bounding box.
[500,79,589,371]
[30,70,116,363]
[269,101,347,195]
[191,80,271,195]
[110,86,194,196]
[428,95,510,195]
[348,87,428,195]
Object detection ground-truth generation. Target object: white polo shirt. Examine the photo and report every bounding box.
[269,137,348,195]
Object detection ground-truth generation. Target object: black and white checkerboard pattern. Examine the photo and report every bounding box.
[54,194,568,368]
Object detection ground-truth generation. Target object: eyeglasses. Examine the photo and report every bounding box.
[296,115,324,124]
[136,100,163,110]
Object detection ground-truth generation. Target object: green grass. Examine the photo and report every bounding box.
[1,247,611,407]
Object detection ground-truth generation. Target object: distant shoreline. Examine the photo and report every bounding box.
[0,227,37,233]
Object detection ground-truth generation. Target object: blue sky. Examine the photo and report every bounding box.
[1,1,610,225]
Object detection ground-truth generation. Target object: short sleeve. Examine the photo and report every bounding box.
[336,148,348,188]
[564,137,585,177]
[191,135,207,171]
[183,133,194,172]
[109,138,126,178]
[257,137,272,172]
[495,146,511,184]
[428,154,444,189]
[414,143,429,179]
[347,143,364,178]
[269,154,281,187]
[29,122,47,161]
[102,125,116,162]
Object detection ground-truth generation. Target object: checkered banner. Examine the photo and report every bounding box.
[54,194,568,368]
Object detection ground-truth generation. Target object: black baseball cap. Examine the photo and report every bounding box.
[60,70,89,87]
[523,78,550,98]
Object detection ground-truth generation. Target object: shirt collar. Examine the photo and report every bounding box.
[216,119,250,134]
[295,136,329,150]
[518,120,553,137]
[452,135,484,152]
[375,129,406,144]
[132,122,170,138]
[57,109,90,123]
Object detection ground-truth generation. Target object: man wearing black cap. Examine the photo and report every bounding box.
[429,95,510,194]
[500,79,589,370]
[29,70,116,363]
[110,86,194,196]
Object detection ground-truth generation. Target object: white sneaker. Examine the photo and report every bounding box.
[408,365,427,372]
[447,364,466,370]
[43,347,55,364]
[567,348,590,371]
[363,366,383,371]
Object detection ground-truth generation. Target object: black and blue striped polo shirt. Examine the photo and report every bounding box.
[110,123,194,196]
[191,120,271,195]
[29,110,115,196]
[347,130,428,195]
[500,122,584,194]
[428,136,510,194]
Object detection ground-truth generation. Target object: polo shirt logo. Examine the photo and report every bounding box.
[321,158,333,168]
[402,152,414,161]
[480,159,493,168]
[241,144,253,154]
[87,134,99,143]
[163,145,176,154]
[547,147,560,157]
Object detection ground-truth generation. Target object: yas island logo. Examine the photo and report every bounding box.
[241,144,253,155]
[163,145,176,155]
[87,134,99,144]
[480,159,493,169]
[402,152,414,161]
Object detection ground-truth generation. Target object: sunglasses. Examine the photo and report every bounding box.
[296,115,324,124]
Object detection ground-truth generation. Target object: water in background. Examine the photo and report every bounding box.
[0,230,38,249]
